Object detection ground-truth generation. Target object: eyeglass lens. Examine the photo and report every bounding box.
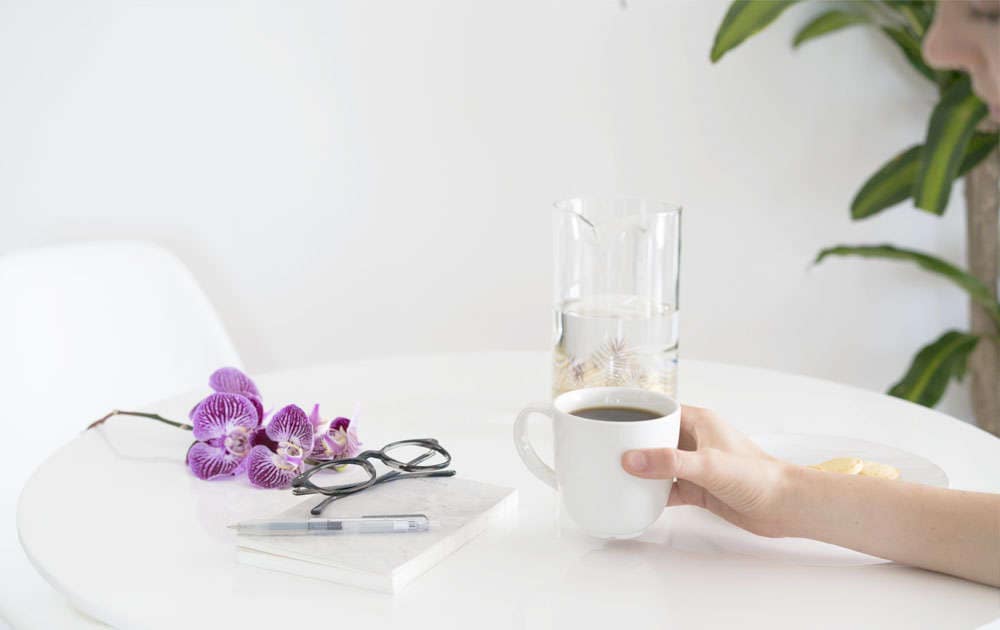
[382,441,449,469]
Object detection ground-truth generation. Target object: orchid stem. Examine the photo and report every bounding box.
[87,410,193,431]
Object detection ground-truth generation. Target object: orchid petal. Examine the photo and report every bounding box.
[311,417,362,460]
[209,367,261,399]
[246,445,300,489]
[191,393,260,425]
[188,399,204,421]
[266,405,314,451]
[308,404,323,432]
[339,424,362,458]
[191,393,258,441]
[187,442,243,480]
[250,426,278,452]
[247,396,264,424]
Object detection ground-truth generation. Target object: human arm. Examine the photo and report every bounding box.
[621,406,1000,586]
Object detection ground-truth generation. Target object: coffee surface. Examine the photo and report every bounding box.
[571,406,661,422]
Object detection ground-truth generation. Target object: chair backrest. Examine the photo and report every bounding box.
[0,240,241,426]
[0,238,242,486]
[0,240,242,627]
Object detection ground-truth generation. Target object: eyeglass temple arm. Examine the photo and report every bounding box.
[309,469,455,515]
[300,445,440,493]
[350,439,436,461]
[308,447,449,516]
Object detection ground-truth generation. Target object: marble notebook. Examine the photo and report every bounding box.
[236,477,517,593]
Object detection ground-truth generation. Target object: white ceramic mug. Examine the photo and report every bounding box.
[513,387,681,539]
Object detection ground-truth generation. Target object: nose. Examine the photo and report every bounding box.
[922,17,948,68]
[922,6,977,72]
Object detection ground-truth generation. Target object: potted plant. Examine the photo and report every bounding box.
[710,0,1000,435]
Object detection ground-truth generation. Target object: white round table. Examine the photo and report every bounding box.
[18,353,1000,629]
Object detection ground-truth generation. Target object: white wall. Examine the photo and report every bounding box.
[0,0,974,419]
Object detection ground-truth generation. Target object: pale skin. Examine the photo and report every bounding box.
[619,0,1000,588]
[622,406,1000,587]
[923,0,1000,122]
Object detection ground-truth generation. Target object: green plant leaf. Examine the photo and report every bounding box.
[888,330,979,407]
[851,145,922,219]
[913,76,988,213]
[885,0,933,35]
[884,0,932,8]
[937,70,964,93]
[958,130,1000,174]
[793,10,868,48]
[814,244,1000,326]
[711,0,801,63]
[880,26,936,82]
[850,132,999,220]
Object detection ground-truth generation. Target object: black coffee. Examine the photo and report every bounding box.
[571,406,661,422]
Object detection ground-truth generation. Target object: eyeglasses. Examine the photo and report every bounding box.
[291,438,455,516]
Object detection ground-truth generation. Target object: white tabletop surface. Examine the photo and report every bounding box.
[17,352,1000,629]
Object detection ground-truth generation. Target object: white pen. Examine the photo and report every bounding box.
[229,514,430,536]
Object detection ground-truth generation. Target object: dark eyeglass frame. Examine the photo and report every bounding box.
[291,438,454,515]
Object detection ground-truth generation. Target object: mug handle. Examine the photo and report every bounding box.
[513,403,557,490]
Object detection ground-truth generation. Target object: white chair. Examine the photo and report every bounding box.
[0,241,241,629]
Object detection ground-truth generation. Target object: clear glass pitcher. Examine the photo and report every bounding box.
[552,197,682,398]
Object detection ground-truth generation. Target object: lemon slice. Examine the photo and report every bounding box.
[859,460,900,480]
[813,457,864,475]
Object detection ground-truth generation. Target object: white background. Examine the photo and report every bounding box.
[0,0,974,419]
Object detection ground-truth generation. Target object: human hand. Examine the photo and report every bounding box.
[621,405,793,537]
[622,405,1000,586]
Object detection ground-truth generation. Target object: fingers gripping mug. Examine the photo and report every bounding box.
[513,387,680,539]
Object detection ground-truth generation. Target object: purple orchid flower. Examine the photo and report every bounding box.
[186,393,260,480]
[309,404,362,461]
[308,403,325,433]
[208,366,264,422]
[209,366,260,398]
[246,404,315,489]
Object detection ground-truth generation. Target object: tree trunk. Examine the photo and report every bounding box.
[964,143,1000,437]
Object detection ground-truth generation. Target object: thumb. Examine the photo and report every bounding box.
[622,447,747,498]
[624,447,785,537]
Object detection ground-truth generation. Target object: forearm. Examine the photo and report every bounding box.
[781,465,1000,586]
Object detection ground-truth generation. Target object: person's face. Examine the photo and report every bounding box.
[923,0,1000,121]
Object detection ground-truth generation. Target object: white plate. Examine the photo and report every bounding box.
[663,434,949,566]
[754,433,949,488]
